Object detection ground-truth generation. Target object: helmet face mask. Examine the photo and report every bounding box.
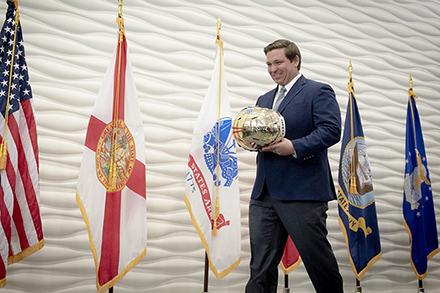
[232,106,286,152]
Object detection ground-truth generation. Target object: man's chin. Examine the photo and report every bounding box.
[272,78,284,85]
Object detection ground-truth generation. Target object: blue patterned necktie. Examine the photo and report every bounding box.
[273,86,287,111]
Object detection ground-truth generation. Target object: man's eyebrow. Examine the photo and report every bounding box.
[267,59,284,65]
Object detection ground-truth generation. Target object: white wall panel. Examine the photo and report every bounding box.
[1,0,439,292]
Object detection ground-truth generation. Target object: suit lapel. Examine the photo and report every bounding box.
[277,75,306,113]
[259,88,277,109]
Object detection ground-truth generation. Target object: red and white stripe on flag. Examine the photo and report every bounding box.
[1,0,44,287]
[0,97,43,264]
[280,236,301,275]
[76,30,147,293]
[184,37,241,279]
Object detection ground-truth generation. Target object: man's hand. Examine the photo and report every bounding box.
[260,137,295,156]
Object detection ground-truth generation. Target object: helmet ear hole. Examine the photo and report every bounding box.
[232,106,285,152]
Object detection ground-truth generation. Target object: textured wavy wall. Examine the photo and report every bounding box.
[1,0,440,292]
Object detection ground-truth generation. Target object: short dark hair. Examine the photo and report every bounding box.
[264,39,301,70]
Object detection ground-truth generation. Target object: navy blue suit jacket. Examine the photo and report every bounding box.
[251,75,341,201]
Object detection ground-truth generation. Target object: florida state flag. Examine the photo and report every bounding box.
[184,27,241,279]
[76,19,147,293]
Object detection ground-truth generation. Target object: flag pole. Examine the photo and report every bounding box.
[348,60,357,195]
[107,3,124,292]
[409,73,424,293]
[205,14,227,290]
[202,16,222,293]
[418,279,424,293]
[283,274,290,293]
[212,14,223,237]
[349,61,362,293]
[203,252,209,293]
[355,279,361,293]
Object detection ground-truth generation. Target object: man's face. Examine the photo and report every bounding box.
[266,48,299,86]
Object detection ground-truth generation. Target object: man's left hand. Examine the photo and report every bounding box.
[260,138,295,156]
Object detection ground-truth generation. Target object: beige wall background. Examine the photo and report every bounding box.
[1,0,440,292]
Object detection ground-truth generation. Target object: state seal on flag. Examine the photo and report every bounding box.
[95,119,136,192]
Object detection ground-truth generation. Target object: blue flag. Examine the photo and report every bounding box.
[338,77,381,280]
[403,87,439,280]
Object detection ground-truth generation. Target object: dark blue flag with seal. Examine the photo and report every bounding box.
[338,71,381,281]
[403,85,438,280]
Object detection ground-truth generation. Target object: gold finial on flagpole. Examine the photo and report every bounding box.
[118,0,124,18]
[116,0,125,40]
[215,14,223,48]
[348,60,353,81]
[408,72,418,102]
[216,14,222,38]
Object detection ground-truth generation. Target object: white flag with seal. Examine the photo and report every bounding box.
[184,33,241,279]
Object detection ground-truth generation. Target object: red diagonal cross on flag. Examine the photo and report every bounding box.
[76,22,147,293]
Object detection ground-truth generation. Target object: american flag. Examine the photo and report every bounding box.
[0,1,44,288]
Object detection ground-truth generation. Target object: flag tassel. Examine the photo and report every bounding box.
[107,13,125,192]
[107,147,117,191]
[213,194,219,236]
[349,171,357,195]
[0,141,7,169]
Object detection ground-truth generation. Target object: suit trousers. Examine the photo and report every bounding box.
[245,188,343,293]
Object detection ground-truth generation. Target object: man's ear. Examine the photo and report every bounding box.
[292,55,299,65]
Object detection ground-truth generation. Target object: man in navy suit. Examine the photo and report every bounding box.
[245,39,344,293]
